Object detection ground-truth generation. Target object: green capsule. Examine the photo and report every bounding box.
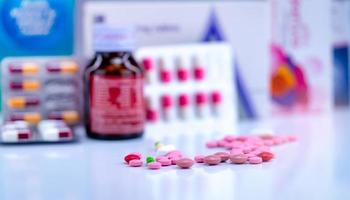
[146,156,155,164]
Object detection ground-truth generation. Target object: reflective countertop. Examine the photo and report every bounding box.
[1,109,350,200]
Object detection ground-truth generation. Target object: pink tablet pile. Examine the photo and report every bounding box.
[123,134,297,170]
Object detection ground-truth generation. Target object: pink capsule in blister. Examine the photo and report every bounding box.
[158,58,171,83]
[160,94,173,121]
[195,92,207,118]
[145,97,158,122]
[211,91,222,104]
[177,67,189,82]
[210,91,222,117]
[192,56,205,81]
[160,69,171,83]
[142,58,153,71]
[178,94,190,119]
[161,95,172,109]
[146,109,158,122]
[142,57,154,84]
[194,66,205,81]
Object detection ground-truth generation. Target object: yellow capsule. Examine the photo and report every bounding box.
[7,97,39,109]
[23,113,42,125]
[7,97,26,109]
[49,110,80,124]
[22,63,39,75]
[61,61,79,74]
[63,110,80,124]
[23,80,40,91]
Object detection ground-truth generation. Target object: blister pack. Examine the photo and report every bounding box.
[1,57,81,143]
[136,43,237,139]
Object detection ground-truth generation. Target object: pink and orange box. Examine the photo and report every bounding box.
[82,0,334,120]
[270,0,333,115]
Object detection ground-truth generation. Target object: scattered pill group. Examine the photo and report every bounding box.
[124,150,195,170]
[123,134,297,170]
[200,134,296,165]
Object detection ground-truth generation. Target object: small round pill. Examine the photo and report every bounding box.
[124,154,141,163]
[130,152,142,157]
[194,155,205,163]
[264,140,274,146]
[171,157,180,165]
[129,159,143,167]
[214,152,230,162]
[176,158,194,169]
[146,156,156,164]
[250,150,262,156]
[248,156,263,164]
[230,154,248,164]
[258,152,274,162]
[224,135,235,142]
[156,156,168,162]
[203,155,221,165]
[236,136,248,142]
[148,162,162,170]
[230,141,244,149]
[166,150,182,157]
[205,140,218,148]
[242,147,252,154]
[230,149,244,156]
[158,158,172,166]
[217,140,227,147]
[223,142,234,150]
[245,153,257,158]
[257,146,271,152]
[169,156,182,162]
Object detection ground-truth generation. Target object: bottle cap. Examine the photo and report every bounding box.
[92,24,135,52]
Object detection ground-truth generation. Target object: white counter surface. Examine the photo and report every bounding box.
[1,109,350,200]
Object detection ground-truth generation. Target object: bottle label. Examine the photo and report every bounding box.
[93,25,135,52]
[90,75,144,135]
